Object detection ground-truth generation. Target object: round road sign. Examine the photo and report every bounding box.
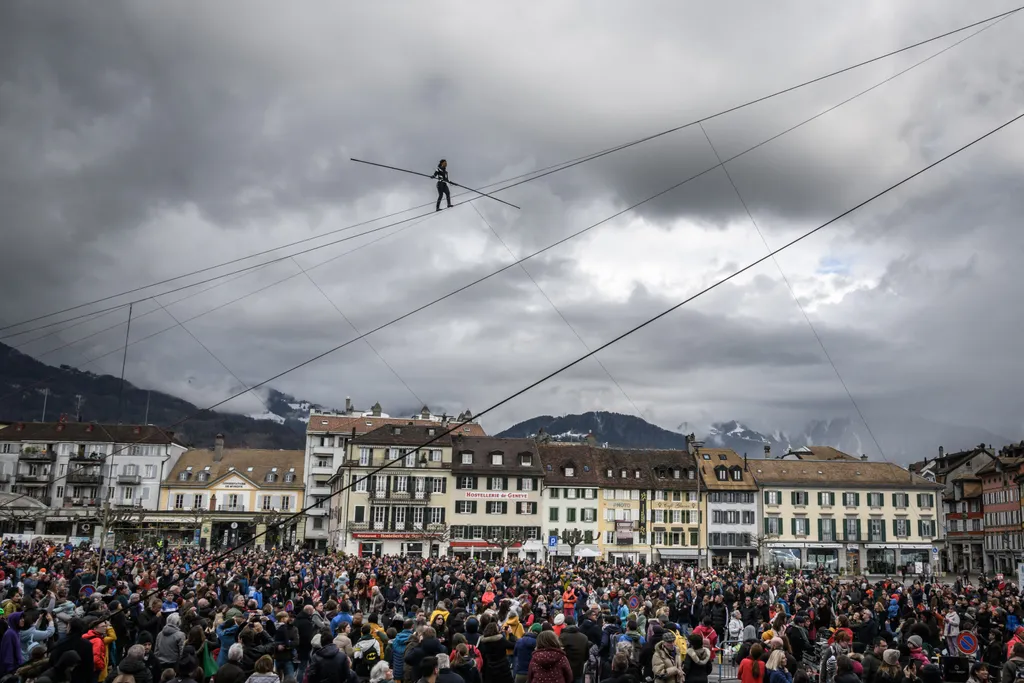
[627,595,641,611]
[957,631,978,656]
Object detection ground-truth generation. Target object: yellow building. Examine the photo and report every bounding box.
[752,458,942,575]
[158,435,305,549]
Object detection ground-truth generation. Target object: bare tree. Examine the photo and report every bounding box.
[415,523,452,546]
[558,529,588,559]
[749,532,779,568]
[486,527,526,558]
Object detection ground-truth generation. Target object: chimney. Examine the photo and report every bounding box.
[938,446,944,459]
[585,432,597,447]
[214,434,224,462]
[345,397,353,414]
[860,454,868,461]
[763,444,771,459]
[743,452,749,471]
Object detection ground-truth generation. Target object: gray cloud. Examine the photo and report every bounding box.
[2,1,1024,461]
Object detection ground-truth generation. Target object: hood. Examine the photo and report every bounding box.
[317,644,340,659]
[480,634,506,644]
[687,648,711,665]
[563,626,580,634]
[118,657,148,675]
[532,648,566,670]
[394,630,413,645]
[7,611,23,630]
[56,651,82,670]
[162,624,181,636]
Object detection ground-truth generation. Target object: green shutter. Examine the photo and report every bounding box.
[856,518,862,542]
[817,492,822,505]
[929,494,934,507]
[764,517,769,535]
[892,519,898,537]
[917,520,923,537]
[916,493,922,506]
[790,491,796,505]
[764,490,770,504]
[854,492,860,506]
[817,518,822,541]
[891,492,897,506]
[791,518,796,535]
[881,520,886,542]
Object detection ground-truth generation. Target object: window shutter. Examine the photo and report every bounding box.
[441,478,447,493]
[487,477,493,491]
[440,508,446,523]
[471,501,478,514]
[515,502,522,514]
[917,520,922,537]
[892,519,898,537]
[472,476,479,489]
[892,492,897,506]
[817,518,822,541]
[790,491,796,505]
[517,478,523,491]
[503,476,508,490]
[854,492,860,506]
[532,478,538,490]
[764,517,769,535]
[854,518,861,541]
[916,493,922,506]
[764,490,769,504]
[791,518,797,535]
[817,492,822,506]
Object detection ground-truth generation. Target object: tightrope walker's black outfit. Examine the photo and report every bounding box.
[432,165,452,211]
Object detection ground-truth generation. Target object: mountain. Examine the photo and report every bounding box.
[496,411,689,449]
[0,342,312,449]
[497,411,1013,463]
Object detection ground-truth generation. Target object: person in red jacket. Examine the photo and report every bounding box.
[527,632,572,683]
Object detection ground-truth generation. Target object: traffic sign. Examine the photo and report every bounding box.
[956,631,978,656]
[628,595,641,611]
[548,536,558,548]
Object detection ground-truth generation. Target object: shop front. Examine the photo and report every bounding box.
[353,532,442,557]
[866,544,897,574]
[845,544,861,574]
[656,548,700,565]
[899,544,935,576]
[805,543,841,570]
[766,544,802,570]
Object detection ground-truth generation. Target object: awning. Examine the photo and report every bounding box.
[549,545,600,557]
[657,548,700,558]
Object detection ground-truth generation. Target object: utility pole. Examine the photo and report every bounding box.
[75,394,84,422]
[688,433,706,569]
[117,303,133,424]
[41,388,49,422]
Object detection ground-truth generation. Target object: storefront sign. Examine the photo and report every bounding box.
[221,482,247,489]
[807,543,842,549]
[353,532,420,539]
[639,492,647,544]
[606,501,635,509]
[650,502,698,509]
[898,544,932,550]
[464,491,529,500]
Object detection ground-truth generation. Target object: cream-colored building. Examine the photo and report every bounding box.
[752,458,943,575]
[450,436,545,560]
[157,435,305,549]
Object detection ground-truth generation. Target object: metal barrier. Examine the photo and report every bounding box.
[717,640,740,682]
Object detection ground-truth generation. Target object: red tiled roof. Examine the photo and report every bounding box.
[307,414,485,437]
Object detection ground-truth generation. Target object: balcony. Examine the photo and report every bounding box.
[368,489,430,504]
[115,498,144,508]
[306,506,329,516]
[67,472,103,485]
[15,473,52,484]
[309,464,335,475]
[349,521,370,531]
[69,452,105,463]
[18,449,56,463]
[216,505,247,512]
[117,474,143,485]
[308,485,332,496]
[63,497,100,507]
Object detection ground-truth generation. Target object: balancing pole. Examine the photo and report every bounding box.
[351,158,521,210]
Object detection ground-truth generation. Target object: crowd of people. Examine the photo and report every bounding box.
[0,541,1020,683]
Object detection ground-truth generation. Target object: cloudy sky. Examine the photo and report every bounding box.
[2,1,1023,458]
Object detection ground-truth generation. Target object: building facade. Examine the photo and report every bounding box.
[337,424,454,557]
[3,421,185,538]
[945,475,984,574]
[979,454,1024,573]
[537,444,600,559]
[157,435,305,549]
[699,448,759,568]
[450,436,545,560]
[752,458,942,575]
[309,401,484,549]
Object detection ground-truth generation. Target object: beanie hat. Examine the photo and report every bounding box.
[882,649,900,666]
[907,635,923,649]
[662,631,676,643]
[554,614,565,626]
[530,624,543,634]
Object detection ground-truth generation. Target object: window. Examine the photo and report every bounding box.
[634,470,641,479]
[868,518,884,541]
[456,501,475,514]
[606,469,613,477]
[431,449,442,462]
[868,492,884,507]
[174,494,184,509]
[845,517,860,540]
[123,487,135,501]
[429,507,444,524]
[550,508,559,522]
[620,469,626,478]
[490,477,504,490]
[404,450,416,468]
[919,519,936,537]
[765,517,782,535]
[731,468,742,481]
[582,508,596,522]
[457,476,474,489]
[654,531,665,545]
[715,467,727,481]
[197,472,209,482]
[264,472,278,483]
[517,502,537,515]
[354,476,368,492]
[521,478,533,491]
[178,472,190,481]
[765,490,781,505]
[491,453,504,466]
[819,492,835,506]
[821,518,836,541]
[917,493,935,508]
[360,448,371,466]
[550,488,560,499]
[316,458,331,468]
[892,493,909,508]
[565,467,575,477]
[687,469,695,479]
[567,508,576,523]
[566,488,577,499]
[520,453,533,466]
[281,496,292,511]
[792,491,809,506]
[193,494,203,509]
[843,492,859,507]
[893,518,909,538]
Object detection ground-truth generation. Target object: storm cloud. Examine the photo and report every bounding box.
[3,1,1024,460]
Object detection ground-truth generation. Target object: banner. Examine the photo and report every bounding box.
[639,491,648,544]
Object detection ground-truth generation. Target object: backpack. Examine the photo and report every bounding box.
[1014,660,1024,682]
[353,639,381,679]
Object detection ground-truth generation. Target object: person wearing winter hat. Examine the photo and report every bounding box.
[906,635,929,667]
[553,613,565,636]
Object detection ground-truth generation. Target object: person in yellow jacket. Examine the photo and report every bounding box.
[503,609,524,656]
[428,601,450,631]
[368,613,389,652]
